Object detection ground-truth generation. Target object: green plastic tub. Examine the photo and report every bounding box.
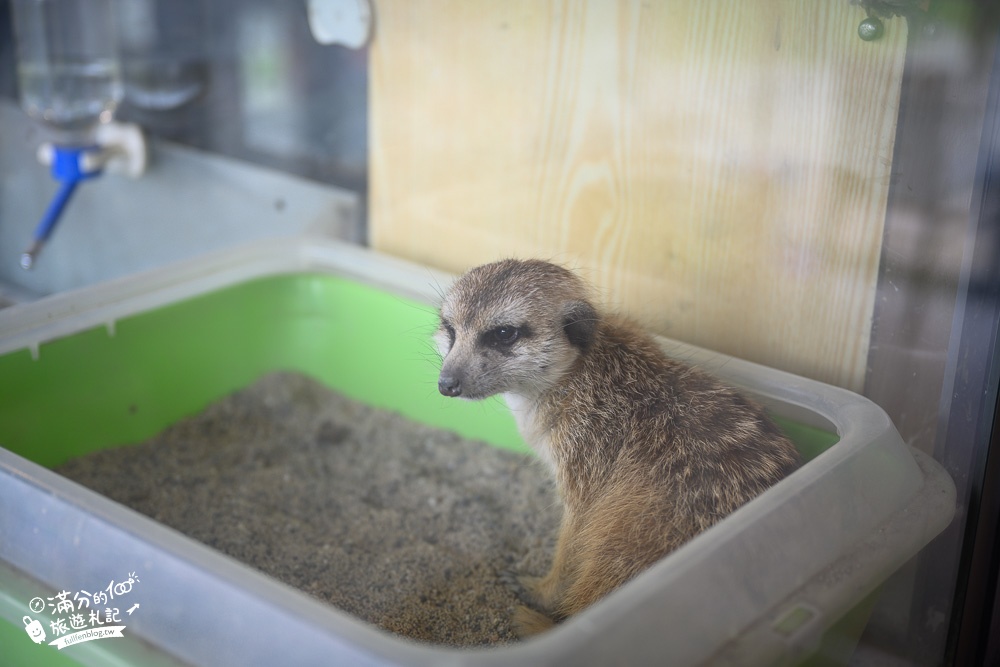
[0,238,954,667]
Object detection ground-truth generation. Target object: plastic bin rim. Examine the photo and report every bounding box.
[0,236,883,439]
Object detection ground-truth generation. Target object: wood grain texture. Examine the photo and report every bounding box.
[369,1,907,391]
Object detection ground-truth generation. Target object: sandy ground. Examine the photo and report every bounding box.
[56,372,561,646]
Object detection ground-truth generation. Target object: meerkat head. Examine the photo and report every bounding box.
[435,259,598,400]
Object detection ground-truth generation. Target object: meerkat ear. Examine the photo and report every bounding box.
[562,300,598,351]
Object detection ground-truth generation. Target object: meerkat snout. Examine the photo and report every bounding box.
[434,258,800,638]
[437,371,462,397]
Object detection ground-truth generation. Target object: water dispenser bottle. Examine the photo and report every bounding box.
[12,0,123,142]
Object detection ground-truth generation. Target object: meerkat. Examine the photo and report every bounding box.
[434,259,801,637]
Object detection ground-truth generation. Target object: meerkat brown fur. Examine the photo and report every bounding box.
[435,259,801,636]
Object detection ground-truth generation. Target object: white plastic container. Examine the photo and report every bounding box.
[0,237,955,666]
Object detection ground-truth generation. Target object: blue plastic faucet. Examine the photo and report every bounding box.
[21,145,104,270]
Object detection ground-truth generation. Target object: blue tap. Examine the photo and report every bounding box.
[21,144,104,270]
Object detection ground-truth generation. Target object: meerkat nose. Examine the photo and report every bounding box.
[438,374,462,397]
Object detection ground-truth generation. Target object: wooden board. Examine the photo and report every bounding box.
[369,0,907,391]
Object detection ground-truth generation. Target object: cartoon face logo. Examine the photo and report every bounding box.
[23,616,46,644]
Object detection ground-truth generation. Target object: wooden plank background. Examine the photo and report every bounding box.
[369,1,907,392]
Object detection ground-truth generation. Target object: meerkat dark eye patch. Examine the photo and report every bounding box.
[491,326,520,345]
[562,300,598,351]
[482,325,528,350]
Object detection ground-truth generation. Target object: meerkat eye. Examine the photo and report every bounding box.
[490,325,520,346]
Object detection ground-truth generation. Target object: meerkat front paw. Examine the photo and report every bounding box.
[500,570,555,609]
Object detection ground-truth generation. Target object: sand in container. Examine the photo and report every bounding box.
[56,371,562,646]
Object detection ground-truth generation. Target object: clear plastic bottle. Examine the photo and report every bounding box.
[118,0,207,111]
[11,0,123,140]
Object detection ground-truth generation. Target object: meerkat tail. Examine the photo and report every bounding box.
[512,605,556,637]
